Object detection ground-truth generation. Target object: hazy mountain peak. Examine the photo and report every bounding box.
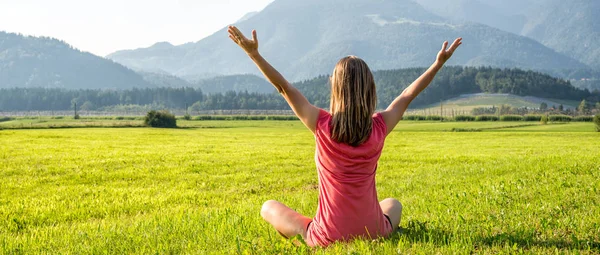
[236,12,258,23]
[149,42,174,49]
[107,0,589,81]
[366,14,457,28]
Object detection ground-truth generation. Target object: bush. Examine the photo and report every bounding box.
[475,115,499,121]
[232,116,249,120]
[267,116,299,121]
[74,114,80,120]
[248,116,267,120]
[144,110,177,128]
[195,116,212,120]
[549,115,572,122]
[524,115,543,122]
[573,116,594,122]
[403,115,426,121]
[0,116,12,122]
[51,116,64,120]
[195,115,227,120]
[455,115,476,121]
[114,116,125,120]
[541,115,548,125]
[426,115,443,121]
[500,115,523,121]
[183,114,192,120]
[594,114,600,132]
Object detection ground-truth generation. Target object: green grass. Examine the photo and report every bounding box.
[1,121,599,254]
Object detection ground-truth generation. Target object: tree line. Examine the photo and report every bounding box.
[1,66,598,112]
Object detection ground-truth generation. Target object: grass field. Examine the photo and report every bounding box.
[1,120,599,254]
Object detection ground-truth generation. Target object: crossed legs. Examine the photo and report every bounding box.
[261,198,403,238]
[260,200,312,238]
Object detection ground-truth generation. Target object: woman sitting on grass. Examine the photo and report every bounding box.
[228,26,462,247]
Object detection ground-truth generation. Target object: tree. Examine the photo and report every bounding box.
[596,102,600,110]
[189,101,202,115]
[80,101,95,111]
[540,102,548,111]
[558,104,564,112]
[541,114,549,125]
[578,99,590,114]
[497,104,511,115]
[594,114,600,132]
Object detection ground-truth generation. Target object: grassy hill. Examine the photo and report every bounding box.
[414,93,579,113]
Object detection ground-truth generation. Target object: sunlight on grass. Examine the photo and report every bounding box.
[1,123,599,254]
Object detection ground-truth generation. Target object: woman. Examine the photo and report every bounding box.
[228,26,462,247]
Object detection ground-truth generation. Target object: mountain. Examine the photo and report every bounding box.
[412,0,531,35]
[139,71,194,87]
[237,12,259,23]
[195,74,274,94]
[522,0,600,70]
[107,41,192,75]
[414,0,600,70]
[0,32,154,89]
[139,71,273,93]
[107,0,587,81]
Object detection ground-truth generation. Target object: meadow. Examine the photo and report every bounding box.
[1,120,599,254]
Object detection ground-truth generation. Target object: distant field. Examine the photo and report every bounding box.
[1,121,599,254]
[1,116,596,132]
[412,94,579,114]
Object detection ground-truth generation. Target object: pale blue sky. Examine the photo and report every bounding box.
[0,0,274,56]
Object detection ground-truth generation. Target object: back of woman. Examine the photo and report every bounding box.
[309,108,390,246]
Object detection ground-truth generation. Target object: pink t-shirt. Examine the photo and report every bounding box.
[305,109,392,247]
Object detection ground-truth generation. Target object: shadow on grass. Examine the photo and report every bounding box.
[476,232,600,251]
[391,220,599,251]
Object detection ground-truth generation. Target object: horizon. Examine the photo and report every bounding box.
[0,0,274,57]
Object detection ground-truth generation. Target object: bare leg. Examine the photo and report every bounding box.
[260,200,312,238]
[380,198,402,232]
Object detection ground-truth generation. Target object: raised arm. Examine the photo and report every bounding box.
[228,26,320,133]
[380,38,462,134]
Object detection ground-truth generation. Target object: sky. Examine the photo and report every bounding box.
[0,0,274,57]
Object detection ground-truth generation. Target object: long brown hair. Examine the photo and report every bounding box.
[330,56,377,147]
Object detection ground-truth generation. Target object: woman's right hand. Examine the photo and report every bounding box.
[228,26,259,56]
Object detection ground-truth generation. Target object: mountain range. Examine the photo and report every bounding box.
[414,0,600,70]
[1,0,599,92]
[107,0,591,81]
[0,32,153,89]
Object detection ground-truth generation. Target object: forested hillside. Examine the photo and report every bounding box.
[297,66,592,109]
[0,32,153,89]
[1,67,594,111]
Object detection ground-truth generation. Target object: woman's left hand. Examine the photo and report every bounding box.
[436,38,462,65]
[228,26,259,55]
